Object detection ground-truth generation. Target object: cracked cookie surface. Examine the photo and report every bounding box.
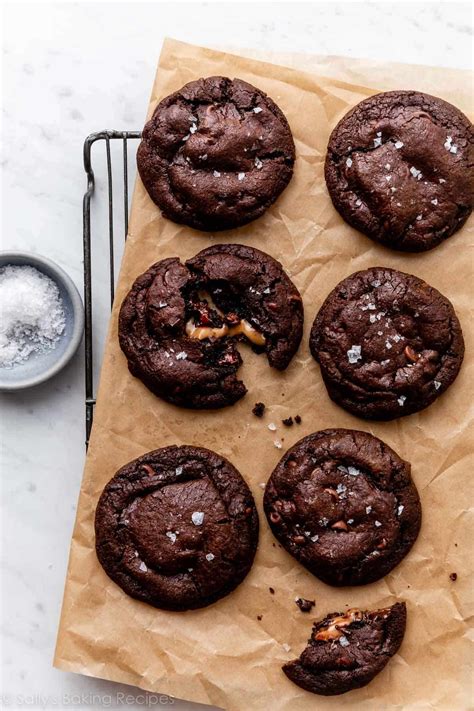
[310,267,464,420]
[264,429,421,586]
[95,445,259,611]
[325,90,473,251]
[283,602,406,695]
[119,244,304,409]
[137,76,295,231]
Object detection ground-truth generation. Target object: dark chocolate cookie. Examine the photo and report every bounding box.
[137,76,295,231]
[325,90,473,251]
[310,267,464,420]
[283,602,406,695]
[95,445,259,611]
[119,244,303,408]
[264,429,421,586]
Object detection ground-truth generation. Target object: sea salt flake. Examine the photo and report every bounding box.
[348,466,360,477]
[397,505,404,516]
[238,172,246,181]
[166,531,177,543]
[374,520,382,528]
[346,157,352,167]
[263,287,271,294]
[416,214,423,221]
[394,140,404,149]
[176,351,187,360]
[158,301,168,308]
[355,199,362,207]
[253,107,262,113]
[390,186,397,193]
[254,157,263,169]
[381,359,390,365]
[450,145,458,154]
[259,483,266,490]
[347,345,362,364]
[392,334,401,342]
[311,535,319,542]
[337,465,348,474]
[385,163,391,170]
[366,506,372,514]
[139,561,148,572]
[189,123,198,134]
[339,636,350,647]
[434,380,441,390]
[409,166,422,179]
[369,314,377,323]
[175,466,183,476]
[367,303,376,310]
[189,115,197,122]
[431,198,438,206]
[444,136,452,150]
[439,178,446,184]
[319,517,329,526]
[200,154,208,161]
[397,396,407,406]
[373,132,382,147]
[191,511,205,526]
[205,553,215,562]
[385,340,392,350]
[268,422,277,431]
[182,134,190,142]
[282,643,291,652]
[274,440,283,449]
[213,170,221,177]
[385,175,391,182]
[347,519,354,524]
[336,483,346,494]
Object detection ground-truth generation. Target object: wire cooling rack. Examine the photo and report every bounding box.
[83,130,141,445]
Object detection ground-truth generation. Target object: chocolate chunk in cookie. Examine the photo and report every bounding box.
[283,602,406,695]
[264,429,421,586]
[325,90,473,251]
[137,76,295,231]
[119,244,303,409]
[95,445,259,611]
[310,267,464,420]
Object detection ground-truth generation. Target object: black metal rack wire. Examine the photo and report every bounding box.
[83,130,141,445]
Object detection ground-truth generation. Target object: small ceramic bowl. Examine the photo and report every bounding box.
[0,251,85,391]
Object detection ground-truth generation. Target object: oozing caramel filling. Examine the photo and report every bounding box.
[313,606,391,641]
[314,609,363,641]
[186,319,266,346]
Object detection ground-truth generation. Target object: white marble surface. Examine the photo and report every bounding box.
[1,2,472,709]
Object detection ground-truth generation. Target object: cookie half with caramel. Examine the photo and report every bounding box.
[283,602,406,695]
[119,244,303,408]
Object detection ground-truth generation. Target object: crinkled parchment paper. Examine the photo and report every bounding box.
[54,39,473,710]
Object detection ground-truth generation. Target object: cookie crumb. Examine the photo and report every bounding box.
[295,597,315,613]
[252,402,265,417]
[294,415,302,424]
[450,572,457,581]
[282,416,294,427]
[257,615,262,620]
[269,587,275,595]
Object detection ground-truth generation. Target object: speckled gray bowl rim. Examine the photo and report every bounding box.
[0,251,85,391]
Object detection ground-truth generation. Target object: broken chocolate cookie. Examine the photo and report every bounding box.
[95,445,259,611]
[283,602,406,695]
[137,76,295,231]
[264,429,421,586]
[309,267,464,420]
[119,244,303,408]
[325,90,473,251]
